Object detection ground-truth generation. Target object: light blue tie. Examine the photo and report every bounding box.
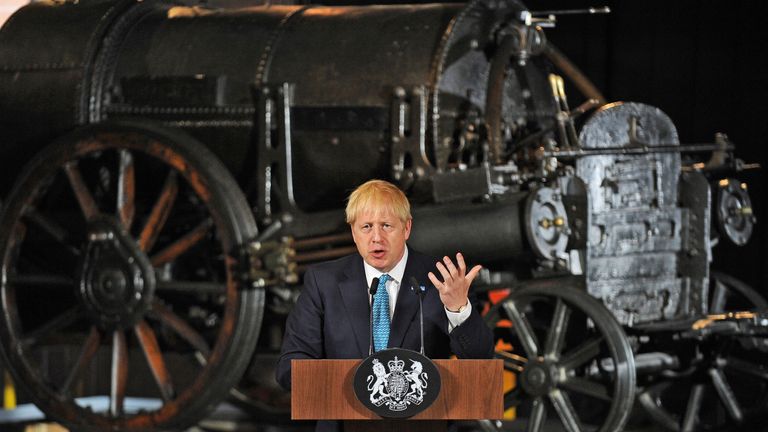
[372,274,391,352]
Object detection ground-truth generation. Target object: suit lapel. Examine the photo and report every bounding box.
[388,254,421,349]
[338,258,370,357]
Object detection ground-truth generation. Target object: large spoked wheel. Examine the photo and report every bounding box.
[485,282,636,432]
[637,272,768,431]
[0,122,263,431]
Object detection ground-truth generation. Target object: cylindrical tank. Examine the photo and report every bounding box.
[0,0,557,208]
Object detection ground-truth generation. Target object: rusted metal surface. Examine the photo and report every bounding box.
[138,170,178,253]
[150,218,212,267]
[151,303,211,356]
[135,320,174,402]
[117,149,135,229]
[63,161,100,221]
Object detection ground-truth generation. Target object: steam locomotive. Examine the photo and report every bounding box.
[0,0,765,431]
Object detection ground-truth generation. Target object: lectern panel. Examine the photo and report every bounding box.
[291,359,503,420]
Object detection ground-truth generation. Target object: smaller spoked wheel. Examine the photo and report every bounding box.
[229,349,291,422]
[485,283,636,432]
[0,122,263,431]
[637,272,768,432]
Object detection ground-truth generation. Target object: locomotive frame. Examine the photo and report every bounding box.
[0,0,766,431]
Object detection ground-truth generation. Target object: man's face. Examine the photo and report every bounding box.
[351,208,412,273]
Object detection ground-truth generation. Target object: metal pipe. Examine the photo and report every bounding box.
[293,246,358,263]
[544,44,606,105]
[294,232,353,250]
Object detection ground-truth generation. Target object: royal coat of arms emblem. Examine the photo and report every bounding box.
[367,356,429,411]
[354,348,441,418]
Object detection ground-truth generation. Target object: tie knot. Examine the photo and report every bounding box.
[378,274,390,289]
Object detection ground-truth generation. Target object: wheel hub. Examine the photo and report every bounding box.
[79,218,155,329]
[520,359,558,397]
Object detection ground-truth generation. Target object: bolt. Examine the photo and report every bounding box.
[528,368,546,386]
[89,231,114,241]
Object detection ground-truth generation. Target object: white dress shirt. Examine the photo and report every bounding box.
[362,246,472,333]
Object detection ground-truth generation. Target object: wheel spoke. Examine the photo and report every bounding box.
[710,278,727,313]
[110,330,128,417]
[61,326,101,395]
[724,356,768,380]
[150,219,212,267]
[681,383,705,432]
[503,301,539,358]
[549,389,582,432]
[22,306,82,346]
[560,337,603,371]
[544,298,570,359]
[156,281,227,294]
[134,320,175,401]
[637,385,680,431]
[527,397,546,432]
[151,302,211,356]
[708,367,743,422]
[63,161,100,221]
[138,170,178,253]
[117,149,135,230]
[560,376,611,401]
[496,349,527,372]
[24,209,81,256]
[7,274,76,289]
[502,360,524,373]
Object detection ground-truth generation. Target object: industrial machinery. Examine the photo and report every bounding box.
[0,0,764,431]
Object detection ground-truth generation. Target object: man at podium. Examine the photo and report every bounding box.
[276,179,494,392]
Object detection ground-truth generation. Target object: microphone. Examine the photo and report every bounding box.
[409,276,426,355]
[368,277,380,356]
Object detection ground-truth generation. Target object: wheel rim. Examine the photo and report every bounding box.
[0,123,262,431]
[638,272,768,432]
[229,351,291,421]
[486,283,636,432]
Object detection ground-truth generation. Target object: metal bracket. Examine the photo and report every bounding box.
[254,82,297,224]
[247,237,298,288]
[390,86,433,188]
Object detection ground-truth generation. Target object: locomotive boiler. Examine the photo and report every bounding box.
[0,0,765,431]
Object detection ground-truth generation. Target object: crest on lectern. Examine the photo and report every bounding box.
[353,348,441,418]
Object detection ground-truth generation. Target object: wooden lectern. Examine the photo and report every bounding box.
[291,359,503,432]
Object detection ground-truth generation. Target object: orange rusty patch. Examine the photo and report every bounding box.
[488,288,511,305]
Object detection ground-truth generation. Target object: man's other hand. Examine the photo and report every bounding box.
[428,252,482,312]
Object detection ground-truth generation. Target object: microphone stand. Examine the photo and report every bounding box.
[368,277,380,356]
[409,276,426,356]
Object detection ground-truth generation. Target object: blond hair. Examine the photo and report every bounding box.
[345,180,411,224]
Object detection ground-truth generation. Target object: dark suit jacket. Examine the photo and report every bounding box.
[276,247,494,391]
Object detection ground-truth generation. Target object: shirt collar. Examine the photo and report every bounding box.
[363,245,408,288]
